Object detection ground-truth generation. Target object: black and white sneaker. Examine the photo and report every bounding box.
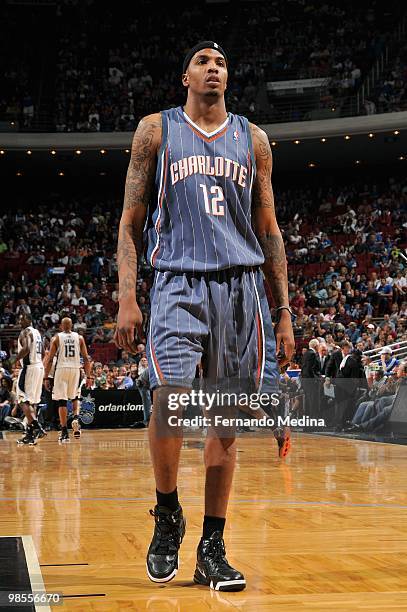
[194,531,246,591]
[17,432,36,446]
[59,430,70,443]
[146,505,186,583]
[32,423,47,440]
[72,418,81,439]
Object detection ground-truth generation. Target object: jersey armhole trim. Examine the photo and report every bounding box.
[245,117,257,176]
[157,111,168,159]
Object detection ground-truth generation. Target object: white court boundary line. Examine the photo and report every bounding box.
[21,535,51,612]
[0,536,51,611]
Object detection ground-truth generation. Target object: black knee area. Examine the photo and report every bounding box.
[58,400,68,409]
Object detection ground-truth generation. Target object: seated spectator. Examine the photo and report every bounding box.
[0,376,15,429]
[92,362,107,389]
[73,314,87,334]
[380,347,399,376]
[116,366,133,390]
[116,350,137,366]
[347,362,406,432]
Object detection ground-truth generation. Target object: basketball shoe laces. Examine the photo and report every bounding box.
[149,507,183,555]
[201,532,233,572]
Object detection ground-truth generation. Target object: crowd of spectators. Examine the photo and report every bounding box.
[291,334,406,433]
[0,173,405,367]
[0,5,39,129]
[52,0,403,130]
[240,0,398,122]
[54,1,244,133]
[0,1,405,130]
[0,170,405,433]
[242,1,392,81]
[367,42,407,115]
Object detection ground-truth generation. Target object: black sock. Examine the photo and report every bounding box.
[62,425,68,433]
[31,419,38,428]
[156,487,179,511]
[203,515,226,539]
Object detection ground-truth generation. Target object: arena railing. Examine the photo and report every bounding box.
[363,341,407,364]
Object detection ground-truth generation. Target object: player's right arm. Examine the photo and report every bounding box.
[114,113,162,353]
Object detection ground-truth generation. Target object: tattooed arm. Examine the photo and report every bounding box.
[249,122,294,365]
[114,113,162,353]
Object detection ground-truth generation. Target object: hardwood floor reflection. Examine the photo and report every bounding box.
[1,430,407,610]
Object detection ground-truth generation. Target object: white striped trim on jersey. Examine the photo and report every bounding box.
[148,271,162,384]
[150,146,167,267]
[249,153,255,199]
[251,271,266,391]
[183,111,229,138]
[150,115,170,267]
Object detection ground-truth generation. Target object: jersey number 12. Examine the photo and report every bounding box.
[199,184,225,216]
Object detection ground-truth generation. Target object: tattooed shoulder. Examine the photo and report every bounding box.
[130,113,162,164]
[250,123,275,209]
[249,123,272,162]
[124,113,162,210]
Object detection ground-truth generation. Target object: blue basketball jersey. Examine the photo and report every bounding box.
[146,106,265,272]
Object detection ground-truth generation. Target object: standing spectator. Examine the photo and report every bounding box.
[318,343,329,375]
[334,341,366,429]
[133,357,151,428]
[301,339,321,418]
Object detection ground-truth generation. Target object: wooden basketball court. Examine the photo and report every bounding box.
[1,430,407,611]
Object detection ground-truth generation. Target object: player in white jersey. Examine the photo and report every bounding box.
[44,317,91,443]
[12,313,46,445]
[71,361,87,439]
[45,350,84,437]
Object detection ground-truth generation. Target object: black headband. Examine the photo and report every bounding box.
[182,41,228,74]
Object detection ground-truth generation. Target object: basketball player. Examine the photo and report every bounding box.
[13,313,46,445]
[114,41,294,590]
[71,362,87,439]
[44,318,91,442]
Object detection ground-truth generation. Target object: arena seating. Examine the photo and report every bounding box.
[0,0,405,131]
[0,174,405,372]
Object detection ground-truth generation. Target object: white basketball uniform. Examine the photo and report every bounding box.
[17,326,44,405]
[52,332,81,401]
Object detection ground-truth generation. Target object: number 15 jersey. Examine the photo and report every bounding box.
[146,106,265,273]
[56,331,80,369]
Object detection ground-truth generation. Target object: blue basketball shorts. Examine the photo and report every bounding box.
[146,266,279,392]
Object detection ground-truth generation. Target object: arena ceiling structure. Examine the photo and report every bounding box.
[1,112,407,178]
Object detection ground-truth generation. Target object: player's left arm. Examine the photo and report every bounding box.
[249,123,295,365]
[79,336,92,380]
[43,335,59,391]
[13,329,30,364]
